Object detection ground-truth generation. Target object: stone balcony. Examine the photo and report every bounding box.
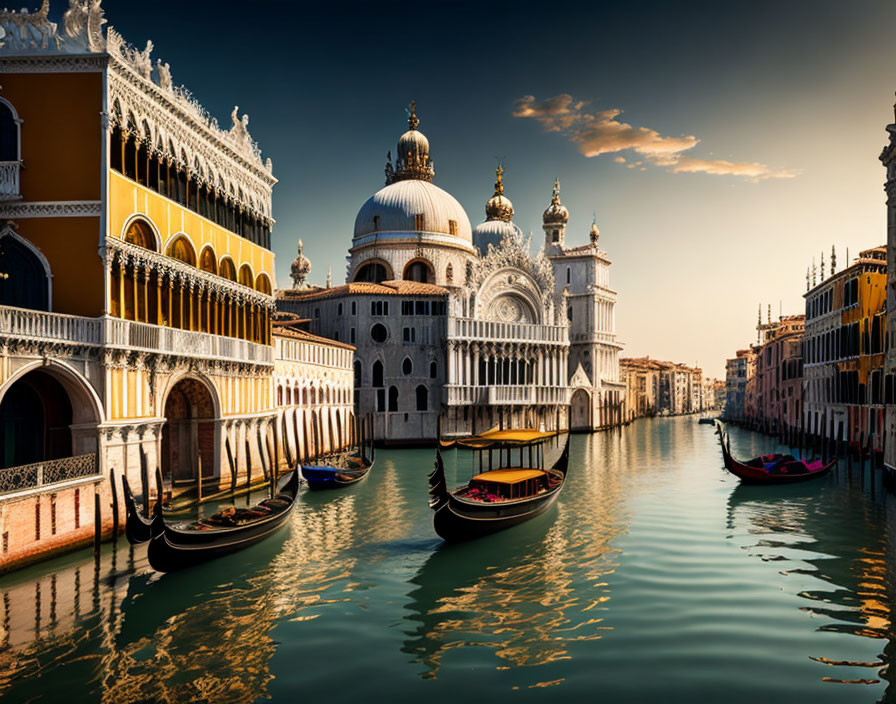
[0,161,20,200]
[448,317,568,346]
[444,384,569,406]
[0,305,272,365]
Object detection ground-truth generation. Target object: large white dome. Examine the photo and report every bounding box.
[473,219,524,254]
[353,180,473,242]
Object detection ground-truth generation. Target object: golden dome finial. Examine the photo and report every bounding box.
[408,100,419,130]
[493,164,504,196]
[551,178,561,205]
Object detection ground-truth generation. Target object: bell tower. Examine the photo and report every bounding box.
[542,179,569,256]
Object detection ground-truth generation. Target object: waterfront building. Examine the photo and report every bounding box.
[750,315,804,434]
[273,320,354,468]
[723,349,756,422]
[278,108,574,443]
[621,358,660,421]
[803,247,886,449]
[0,4,279,570]
[544,196,625,430]
[883,107,896,472]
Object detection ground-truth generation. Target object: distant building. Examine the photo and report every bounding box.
[882,108,896,471]
[803,247,886,448]
[724,349,756,422]
[751,314,804,434]
[621,357,716,420]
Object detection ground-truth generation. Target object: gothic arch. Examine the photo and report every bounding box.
[0,97,22,163]
[0,358,104,427]
[164,234,197,265]
[0,227,52,311]
[121,214,161,251]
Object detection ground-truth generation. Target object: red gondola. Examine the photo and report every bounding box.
[719,432,834,484]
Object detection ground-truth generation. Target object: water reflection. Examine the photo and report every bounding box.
[403,433,628,679]
[725,433,894,691]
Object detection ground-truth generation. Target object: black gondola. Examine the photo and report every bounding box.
[301,415,376,490]
[122,475,154,545]
[146,469,299,572]
[428,432,570,542]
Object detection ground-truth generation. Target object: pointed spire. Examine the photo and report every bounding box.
[767,304,771,324]
[758,303,762,326]
[830,245,836,275]
[326,264,332,289]
[812,257,817,287]
[820,251,825,282]
[590,213,599,245]
[408,100,419,130]
[552,178,561,206]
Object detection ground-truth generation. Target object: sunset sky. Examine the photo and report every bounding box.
[105,0,896,377]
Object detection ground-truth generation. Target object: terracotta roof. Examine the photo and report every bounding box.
[277,279,448,302]
[273,325,356,351]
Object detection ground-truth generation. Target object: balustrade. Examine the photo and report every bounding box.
[0,161,20,199]
[0,453,99,497]
[448,316,567,345]
[445,384,569,406]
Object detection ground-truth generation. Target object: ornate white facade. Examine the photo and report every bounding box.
[543,184,625,430]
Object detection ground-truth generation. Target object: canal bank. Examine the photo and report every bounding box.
[0,416,894,703]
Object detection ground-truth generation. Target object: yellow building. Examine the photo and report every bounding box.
[0,3,279,570]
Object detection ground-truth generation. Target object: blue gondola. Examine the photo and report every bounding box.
[300,414,375,490]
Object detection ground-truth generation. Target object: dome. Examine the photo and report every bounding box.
[386,101,435,184]
[473,219,524,253]
[543,178,569,225]
[353,179,473,242]
[397,128,429,166]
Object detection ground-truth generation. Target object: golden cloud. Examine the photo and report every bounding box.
[513,94,799,181]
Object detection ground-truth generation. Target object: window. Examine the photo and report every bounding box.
[350,327,356,344]
[403,327,416,343]
[1,99,21,167]
[337,303,343,316]
[552,230,559,243]
[448,220,457,235]
[372,360,384,387]
[416,385,428,411]
[402,301,413,315]
[402,358,413,375]
[371,300,389,316]
[414,214,425,230]
[355,262,388,283]
[376,388,386,412]
[566,267,570,284]
[354,361,362,386]
[373,215,380,230]
[430,361,437,379]
[351,301,357,315]
[388,386,399,412]
[404,260,432,283]
[446,264,454,284]
[371,323,388,343]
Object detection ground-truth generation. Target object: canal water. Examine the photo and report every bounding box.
[1,416,896,703]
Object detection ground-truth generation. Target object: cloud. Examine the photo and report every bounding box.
[512,94,799,181]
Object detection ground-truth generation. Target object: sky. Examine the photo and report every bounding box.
[99,0,896,378]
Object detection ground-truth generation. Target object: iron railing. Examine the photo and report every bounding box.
[0,453,99,496]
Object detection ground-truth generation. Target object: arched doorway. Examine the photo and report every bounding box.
[0,233,50,311]
[161,378,216,485]
[570,388,591,432]
[0,370,73,469]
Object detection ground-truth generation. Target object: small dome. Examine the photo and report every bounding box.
[290,239,312,289]
[484,165,514,222]
[354,179,472,241]
[473,219,524,254]
[543,178,569,225]
[387,101,435,184]
[397,129,429,166]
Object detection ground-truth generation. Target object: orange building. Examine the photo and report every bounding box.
[0,3,286,571]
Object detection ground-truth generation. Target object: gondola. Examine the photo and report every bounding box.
[122,475,154,545]
[146,468,299,572]
[719,432,834,484]
[428,432,570,542]
[300,415,375,490]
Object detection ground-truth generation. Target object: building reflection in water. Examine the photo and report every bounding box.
[0,478,372,703]
[725,442,896,692]
[402,433,630,679]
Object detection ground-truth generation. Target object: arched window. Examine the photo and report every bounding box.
[199,246,217,274]
[403,259,433,283]
[255,273,272,295]
[429,361,437,379]
[166,236,196,266]
[0,99,21,167]
[354,360,362,386]
[124,218,157,251]
[445,264,454,284]
[388,386,399,412]
[566,267,570,284]
[354,262,389,283]
[0,232,50,311]
[402,357,413,376]
[238,264,253,288]
[219,257,237,281]
[372,360,384,387]
[416,385,428,411]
